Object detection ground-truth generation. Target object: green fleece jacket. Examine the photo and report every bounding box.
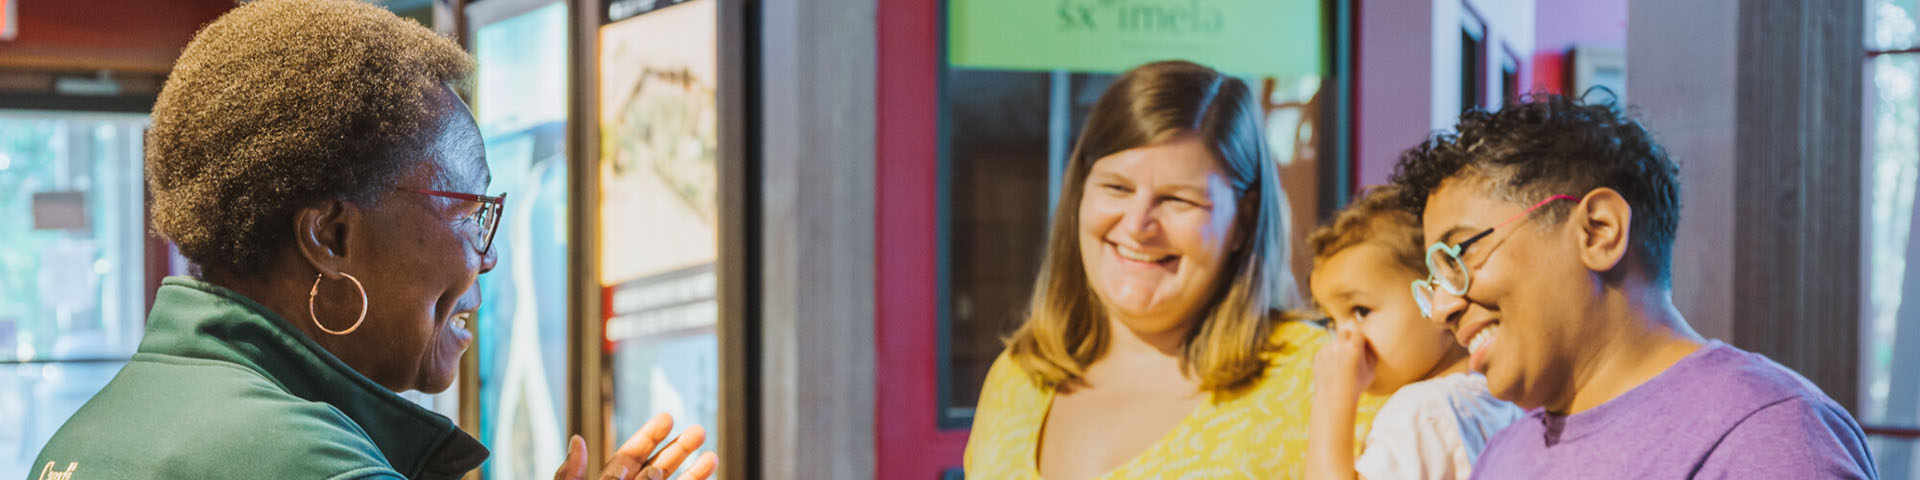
[29,277,487,479]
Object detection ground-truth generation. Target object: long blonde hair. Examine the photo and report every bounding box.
[1004,60,1304,394]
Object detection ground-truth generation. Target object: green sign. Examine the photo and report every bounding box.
[948,0,1323,77]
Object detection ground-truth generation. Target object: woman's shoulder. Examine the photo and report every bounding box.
[1213,319,1327,405]
[1226,319,1385,423]
[965,350,1048,478]
[1375,374,1467,424]
[976,350,1048,415]
[35,355,392,479]
[1376,372,1524,437]
[982,350,1023,384]
[1357,373,1522,478]
[1269,317,1330,344]
[1391,373,1514,412]
[1260,318,1330,368]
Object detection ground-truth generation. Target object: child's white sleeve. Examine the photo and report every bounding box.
[1354,383,1474,480]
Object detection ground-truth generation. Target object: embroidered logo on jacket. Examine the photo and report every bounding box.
[39,461,77,480]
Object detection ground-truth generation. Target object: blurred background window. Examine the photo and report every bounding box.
[1864,0,1920,477]
[0,111,150,475]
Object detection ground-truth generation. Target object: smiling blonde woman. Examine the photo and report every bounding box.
[963,60,1382,480]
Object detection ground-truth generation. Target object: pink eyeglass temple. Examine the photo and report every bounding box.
[1489,194,1580,230]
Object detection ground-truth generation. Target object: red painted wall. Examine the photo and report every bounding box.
[875,0,972,477]
[0,0,233,72]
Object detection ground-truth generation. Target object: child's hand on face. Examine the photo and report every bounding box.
[1314,323,1377,404]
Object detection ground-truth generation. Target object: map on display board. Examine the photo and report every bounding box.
[598,0,721,473]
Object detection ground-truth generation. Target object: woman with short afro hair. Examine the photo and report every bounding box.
[31,1,715,479]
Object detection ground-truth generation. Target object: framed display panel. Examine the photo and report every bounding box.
[464,1,572,478]
[931,0,1356,429]
[583,0,755,477]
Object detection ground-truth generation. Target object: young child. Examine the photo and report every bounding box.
[1303,186,1524,480]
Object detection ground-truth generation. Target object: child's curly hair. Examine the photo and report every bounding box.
[1308,185,1427,279]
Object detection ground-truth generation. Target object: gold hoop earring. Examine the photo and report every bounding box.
[309,272,368,335]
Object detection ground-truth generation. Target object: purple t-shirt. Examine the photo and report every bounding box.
[1471,341,1876,479]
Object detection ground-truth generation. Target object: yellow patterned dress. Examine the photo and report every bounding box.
[964,320,1384,479]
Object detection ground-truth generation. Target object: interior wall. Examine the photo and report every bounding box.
[1627,0,1739,343]
[759,0,881,476]
[1356,0,1435,188]
[1356,0,1536,188]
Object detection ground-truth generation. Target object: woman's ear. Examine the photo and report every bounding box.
[1230,195,1259,252]
[1574,188,1633,274]
[293,198,357,277]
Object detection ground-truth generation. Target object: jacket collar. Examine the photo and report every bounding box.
[141,276,488,478]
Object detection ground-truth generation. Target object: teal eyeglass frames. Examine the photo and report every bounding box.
[1412,194,1579,318]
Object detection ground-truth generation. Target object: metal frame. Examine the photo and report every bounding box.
[567,0,757,477]
[932,0,966,430]
[1322,0,1356,213]
[0,92,155,114]
[566,0,605,473]
[714,0,760,476]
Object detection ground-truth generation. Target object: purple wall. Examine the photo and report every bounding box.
[1532,0,1627,94]
[1354,0,1435,189]
[1353,0,1628,189]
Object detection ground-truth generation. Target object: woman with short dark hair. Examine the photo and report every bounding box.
[32,1,714,479]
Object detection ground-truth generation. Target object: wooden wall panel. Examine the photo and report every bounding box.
[758,0,879,476]
[1730,0,1863,412]
[1630,0,1863,412]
